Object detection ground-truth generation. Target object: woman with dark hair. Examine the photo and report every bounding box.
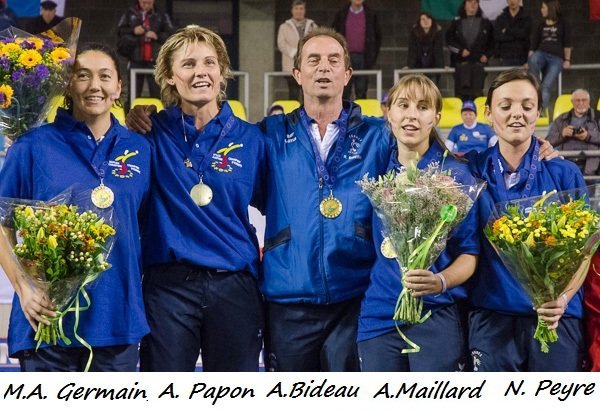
[445,0,494,101]
[405,12,445,83]
[0,43,152,371]
[527,0,571,112]
[467,68,587,371]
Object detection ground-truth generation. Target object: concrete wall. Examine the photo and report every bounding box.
[240,0,276,121]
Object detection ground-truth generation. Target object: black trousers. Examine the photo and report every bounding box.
[140,263,264,372]
[264,297,361,372]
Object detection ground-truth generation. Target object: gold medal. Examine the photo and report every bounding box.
[380,237,397,259]
[91,183,114,209]
[320,195,342,218]
[190,183,213,206]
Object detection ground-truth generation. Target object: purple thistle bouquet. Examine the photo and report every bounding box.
[0,18,80,140]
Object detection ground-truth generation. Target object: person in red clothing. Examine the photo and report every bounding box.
[117,0,174,102]
[585,252,600,371]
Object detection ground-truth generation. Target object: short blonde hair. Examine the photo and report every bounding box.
[387,74,442,114]
[154,25,232,107]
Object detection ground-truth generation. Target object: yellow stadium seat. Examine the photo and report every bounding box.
[536,108,550,127]
[228,99,247,120]
[552,94,573,120]
[131,97,164,112]
[438,97,463,129]
[474,96,488,124]
[354,99,383,117]
[46,95,126,125]
[46,95,65,123]
[110,105,126,125]
[270,99,301,114]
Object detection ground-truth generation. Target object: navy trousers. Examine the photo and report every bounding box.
[139,264,264,372]
[468,308,587,371]
[265,297,361,372]
[19,344,139,372]
[358,304,469,372]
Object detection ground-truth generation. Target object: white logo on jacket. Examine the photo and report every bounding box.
[346,134,362,160]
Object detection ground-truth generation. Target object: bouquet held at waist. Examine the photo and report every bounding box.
[358,156,485,352]
[485,187,600,353]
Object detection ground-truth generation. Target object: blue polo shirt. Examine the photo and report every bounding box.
[0,108,151,356]
[358,140,481,342]
[447,122,495,153]
[467,136,587,318]
[141,101,266,276]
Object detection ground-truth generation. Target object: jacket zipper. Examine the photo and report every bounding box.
[318,177,330,303]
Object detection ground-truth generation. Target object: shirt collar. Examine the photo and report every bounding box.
[54,108,120,141]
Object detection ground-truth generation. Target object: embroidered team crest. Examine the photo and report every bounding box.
[471,350,483,371]
[211,142,244,172]
[345,134,362,160]
[110,149,141,178]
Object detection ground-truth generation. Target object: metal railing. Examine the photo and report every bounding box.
[129,68,250,116]
[263,70,383,115]
[394,64,600,96]
[558,150,600,181]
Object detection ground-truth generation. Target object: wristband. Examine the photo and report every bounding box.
[435,273,448,293]
[560,293,569,310]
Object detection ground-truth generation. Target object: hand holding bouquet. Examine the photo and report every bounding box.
[485,189,600,353]
[0,192,115,371]
[0,18,80,140]
[358,159,485,328]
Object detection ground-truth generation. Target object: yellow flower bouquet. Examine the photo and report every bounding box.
[485,189,600,353]
[0,190,115,371]
[0,17,80,140]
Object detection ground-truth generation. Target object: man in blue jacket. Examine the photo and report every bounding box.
[259,27,392,371]
[124,27,392,372]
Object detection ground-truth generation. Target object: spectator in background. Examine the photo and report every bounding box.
[117,0,174,102]
[277,0,317,101]
[332,0,381,100]
[26,1,64,34]
[527,0,571,112]
[405,12,445,84]
[445,99,496,154]
[268,104,285,116]
[493,0,531,66]
[446,0,494,101]
[546,89,600,176]
[0,0,17,31]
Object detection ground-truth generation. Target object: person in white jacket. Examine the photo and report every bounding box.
[277,0,317,100]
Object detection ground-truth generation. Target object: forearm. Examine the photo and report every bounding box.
[0,226,25,294]
[564,47,572,61]
[438,254,477,289]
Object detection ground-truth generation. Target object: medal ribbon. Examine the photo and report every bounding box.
[179,111,236,184]
[491,137,541,204]
[299,107,349,192]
